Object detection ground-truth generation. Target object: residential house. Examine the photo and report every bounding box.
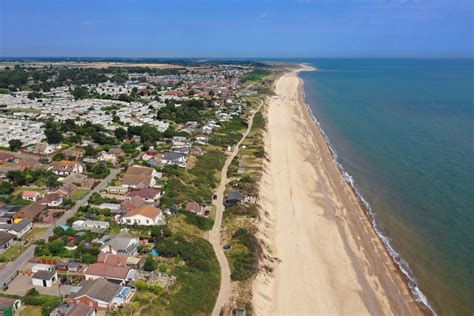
[225,191,243,207]
[32,268,58,287]
[72,220,110,232]
[98,152,117,164]
[121,166,157,189]
[127,188,161,203]
[63,173,92,188]
[84,263,136,284]
[98,230,139,256]
[186,201,207,217]
[15,203,47,221]
[0,219,33,238]
[62,148,85,160]
[50,302,95,316]
[49,160,84,176]
[106,186,129,195]
[97,252,128,267]
[119,205,165,226]
[120,196,145,211]
[0,231,15,251]
[54,183,77,197]
[160,152,187,168]
[21,191,42,202]
[66,279,134,311]
[40,193,63,207]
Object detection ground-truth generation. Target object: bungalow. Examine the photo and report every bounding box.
[106,186,129,195]
[98,230,139,256]
[98,152,117,164]
[121,166,157,189]
[32,268,58,287]
[119,205,165,226]
[39,193,63,207]
[0,231,15,250]
[121,196,145,211]
[225,191,243,207]
[185,201,207,217]
[62,173,91,187]
[97,252,128,267]
[50,302,95,316]
[21,191,42,202]
[84,263,136,284]
[161,152,187,168]
[49,160,84,176]
[0,219,33,238]
[127,188,161,203]
[62,148,85,160]
[15,203,47,221]
[72,220,110,232]
[66,279,134,311]
[54,183,77,197]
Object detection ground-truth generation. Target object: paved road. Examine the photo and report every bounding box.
[0,167,121,288]
[210,102,263,315]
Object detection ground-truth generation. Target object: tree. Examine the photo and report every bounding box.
[143,255,157,272]
[7,170,26,186]
[44,126,63,144]
[8,139,22,151]
[0,182,14,195]
[46,175,59,188]
[114,127,127,141]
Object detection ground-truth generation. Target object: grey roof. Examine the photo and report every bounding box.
[70,278,121,303]
[100,230,137,254]
[226,191,243,201]
[0,231,15,245]
[33,269,56,280]
[162,152,186,161]
[10,219,32,232]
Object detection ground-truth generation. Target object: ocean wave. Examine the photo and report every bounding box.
[300,78,437,316]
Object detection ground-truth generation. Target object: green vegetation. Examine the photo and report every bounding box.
[143,255,157,271]
[23,288,62,316]
[85,161,111,179]
[242,67,270,82]
[160,151,225,208]
[156,234,220,315]
[228,228,261,281]
[8,139,22,151]
[157,99,208,123]
[209,117,246,147]
[181,211,214,230]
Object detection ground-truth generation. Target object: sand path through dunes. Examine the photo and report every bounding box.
[252,65,424,316]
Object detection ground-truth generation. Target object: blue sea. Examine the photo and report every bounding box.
[296,59,473,315]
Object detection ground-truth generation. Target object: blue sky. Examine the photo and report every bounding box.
[0,0,472,58]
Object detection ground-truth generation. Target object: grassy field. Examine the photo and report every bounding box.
[20,305,42,316]
[70,188,89,202]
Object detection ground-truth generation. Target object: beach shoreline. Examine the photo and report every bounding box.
[252,65,426,315]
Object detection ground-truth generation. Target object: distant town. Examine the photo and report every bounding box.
[0,59,277,315]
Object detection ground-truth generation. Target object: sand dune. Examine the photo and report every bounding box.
[252,65,424,315]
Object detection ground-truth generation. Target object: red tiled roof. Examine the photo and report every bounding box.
[85,263,130,280]
[128,188,160,200]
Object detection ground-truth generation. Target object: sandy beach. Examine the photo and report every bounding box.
[252,65,424,315]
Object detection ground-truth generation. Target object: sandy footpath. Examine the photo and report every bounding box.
[252,65,424,315]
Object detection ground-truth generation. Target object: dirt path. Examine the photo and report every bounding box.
[210,102,263,316]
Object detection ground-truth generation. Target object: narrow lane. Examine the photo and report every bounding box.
[211,102,263,315]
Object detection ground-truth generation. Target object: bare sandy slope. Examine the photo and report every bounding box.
[252,65,424,315]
